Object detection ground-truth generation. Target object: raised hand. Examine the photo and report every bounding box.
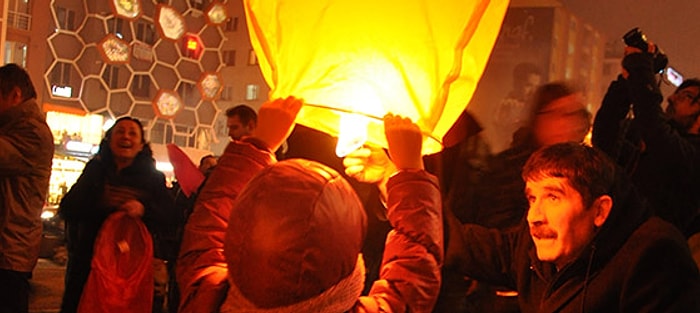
[252,96,303,152]
[343,144,395,184]
[384,114,424,170]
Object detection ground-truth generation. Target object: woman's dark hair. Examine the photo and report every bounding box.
[97,116,154,169]
[0,63,37,101]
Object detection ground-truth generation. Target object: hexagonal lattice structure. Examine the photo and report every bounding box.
[45,0,227,151]
[77,46,104,76]
[153,89,183,118]
[156,4,185,41]
[205,2,228,25]
[110,0,142,20]
[49,33,84,61]
[109,91,134,116]
[98,34,131,64]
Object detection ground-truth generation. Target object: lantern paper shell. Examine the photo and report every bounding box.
[243,0,509,154]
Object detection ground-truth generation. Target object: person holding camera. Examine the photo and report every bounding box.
[592,28,700,242]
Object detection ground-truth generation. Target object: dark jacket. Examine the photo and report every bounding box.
[58,154,173,313]
[592,53,700,235]
[177,139,443,313]
[446,172,700,312]
[0,98,54,273]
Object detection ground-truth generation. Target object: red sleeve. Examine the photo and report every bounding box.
[356,170,443,313]
[176,140,274,312]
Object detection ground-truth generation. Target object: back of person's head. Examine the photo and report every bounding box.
[226,104,257,126]
[522,142,615,209]
[513,82,591,148]
[224,159,367,311]
[0,63,37,101]
[98,116,154,167]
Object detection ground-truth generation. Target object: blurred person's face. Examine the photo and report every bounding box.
[666,86,700,130]
[109,119,144,164]
[227,115,254,140]
[532,94,590,147]
[521,73,542,99]
[525,176,606,269]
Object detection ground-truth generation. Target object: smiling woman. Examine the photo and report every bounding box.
[57,116,175,313]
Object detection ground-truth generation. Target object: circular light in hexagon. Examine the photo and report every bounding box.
[98,34,131,64]
[206,2,228,25]
[156,4,185,41]
[197,72,222,100]
[111,0,142,19]
[153,89,183,118]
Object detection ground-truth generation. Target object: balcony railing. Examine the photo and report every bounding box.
[7,11,31,31]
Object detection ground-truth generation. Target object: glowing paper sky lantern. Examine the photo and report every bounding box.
[243,0,509,155]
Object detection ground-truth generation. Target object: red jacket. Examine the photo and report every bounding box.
[177,139,443,312]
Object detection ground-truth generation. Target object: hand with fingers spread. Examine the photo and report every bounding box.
[252,96,303,152]
[384,113,424,171]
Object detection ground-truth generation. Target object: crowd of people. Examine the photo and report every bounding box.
[1,32,700,313]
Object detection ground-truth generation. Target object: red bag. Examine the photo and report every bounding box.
[78,211,154,313]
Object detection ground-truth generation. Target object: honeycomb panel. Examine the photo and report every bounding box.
[141,0,157,17]
[50,33,84,61]
[170,0,188,14]
[130,55,153,72]
[152,63,179,90]
[52,0,86,32]
[81,78,108,111]
[199,25,221,48]
[106,17,134,42]
[85,1,113,15]
[174,107,196,128]
[79,17,108,44]
[76,46,104,76]
[154,40,179,65]
[109,91,134,116]
[177,81,201,108]
[200,50,219,72]
[197,100,216,125]
[176,59,201,81]
[101,64,132,90]
[47,0,225,150]
[184,14,205,32]
[132,102,157,120]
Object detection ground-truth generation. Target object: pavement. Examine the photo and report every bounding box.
[29,258,65,313]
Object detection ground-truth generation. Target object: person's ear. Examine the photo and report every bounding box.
[592,195,612,228]
[9,87,22,104]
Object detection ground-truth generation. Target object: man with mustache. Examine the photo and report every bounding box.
[444,142,700,312]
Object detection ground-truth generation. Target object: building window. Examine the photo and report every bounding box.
[248,50,258,66]
[245,84,259,101]
[56,7,76,31]
[51,62,72,86]
[102,66,120,89]
[131,75,151,98]
[4,41,27,67]
[223,50,235,66]
[107,17,125,39]
[135,22,156,45]
[189,0,206,11]
[224,17,238,32]
[220,85,233,101]
[177,82,197,106]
